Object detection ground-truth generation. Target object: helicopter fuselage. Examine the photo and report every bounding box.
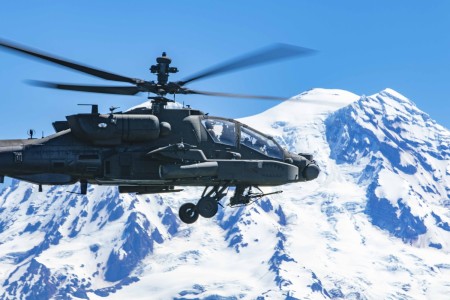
[0,105,319,195]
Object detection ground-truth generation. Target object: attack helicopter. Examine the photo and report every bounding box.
[0,39,320,224]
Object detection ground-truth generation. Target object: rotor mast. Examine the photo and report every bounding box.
[148,52,180,113]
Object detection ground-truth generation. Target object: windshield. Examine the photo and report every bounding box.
[240,126,283,159]
[202,119,237,146]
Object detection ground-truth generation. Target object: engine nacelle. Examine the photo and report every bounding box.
[66,114,168,145]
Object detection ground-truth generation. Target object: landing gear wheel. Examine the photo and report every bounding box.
[179,203,199,224]
[197,197,218,218]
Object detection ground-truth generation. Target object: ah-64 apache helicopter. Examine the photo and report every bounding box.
[0,39,320,224]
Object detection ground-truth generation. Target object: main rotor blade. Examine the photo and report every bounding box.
[27,80,141,95]
[186,89,348,105]
[0,38,139,84]
[180,44,317,85]
[184,89,286,100]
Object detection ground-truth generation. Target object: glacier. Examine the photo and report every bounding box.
[0,88,449,299]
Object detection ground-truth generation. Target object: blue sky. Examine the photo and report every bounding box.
[0,1,449,138]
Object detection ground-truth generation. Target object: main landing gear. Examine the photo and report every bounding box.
[178,185,282,224]
[178,185,228,224]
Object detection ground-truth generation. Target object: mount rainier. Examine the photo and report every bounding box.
[0,88,448,299]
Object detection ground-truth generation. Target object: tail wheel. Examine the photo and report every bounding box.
[179,202,199,224]
[197,197,218,218]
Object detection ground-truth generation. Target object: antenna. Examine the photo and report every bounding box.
[27,129,35,139]
[109,106,120,113]
[78,104,99,114]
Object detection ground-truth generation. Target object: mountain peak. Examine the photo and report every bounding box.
[239,88,360,132]
[297,87,359,100]
[364,88,421,112]
[378,88,412,104]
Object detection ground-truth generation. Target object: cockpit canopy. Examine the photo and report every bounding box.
[202,119,236,146]
[201,118,283,159]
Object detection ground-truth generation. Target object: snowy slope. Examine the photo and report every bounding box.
[0,88,449,299]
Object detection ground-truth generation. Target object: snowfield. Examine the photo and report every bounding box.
[0,88,449,299]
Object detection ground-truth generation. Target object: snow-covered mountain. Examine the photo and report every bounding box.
[0,88,449,299]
